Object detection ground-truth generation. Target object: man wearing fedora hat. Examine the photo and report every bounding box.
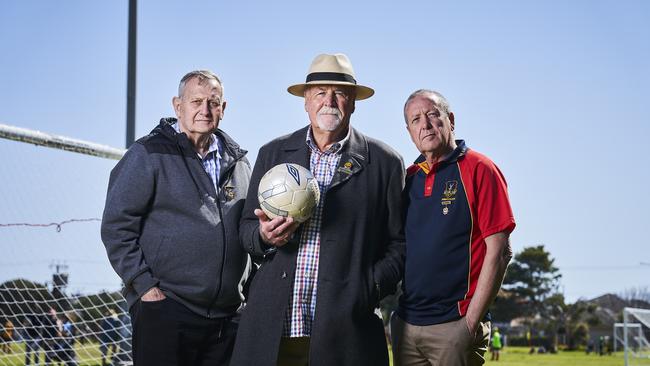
[231,53,405,366]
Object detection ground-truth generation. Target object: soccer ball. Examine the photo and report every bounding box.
[257,163,321,223]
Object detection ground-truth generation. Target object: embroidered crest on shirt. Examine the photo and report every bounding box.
[441,180,458,215]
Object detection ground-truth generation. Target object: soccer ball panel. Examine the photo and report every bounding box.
[268,185,294,207]
[257,163,320,223]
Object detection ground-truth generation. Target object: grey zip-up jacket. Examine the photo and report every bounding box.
[101,118,251,318]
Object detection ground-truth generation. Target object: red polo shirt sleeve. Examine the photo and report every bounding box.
[462,150,516,239]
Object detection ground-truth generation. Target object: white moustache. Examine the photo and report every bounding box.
[318,107,342,118]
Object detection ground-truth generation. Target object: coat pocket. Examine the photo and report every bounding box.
[366,268,379,311]
[355,268,378,316]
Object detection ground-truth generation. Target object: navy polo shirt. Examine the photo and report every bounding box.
[397,140,515,326]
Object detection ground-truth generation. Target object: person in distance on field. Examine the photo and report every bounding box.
[231,53,406,366]
[99,309,119,366]
[23,308,43,365]
[391,89,515,366]
[101,70,252,365]
[490,326,503,361]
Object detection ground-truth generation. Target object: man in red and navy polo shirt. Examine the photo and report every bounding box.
[391,89,515,366]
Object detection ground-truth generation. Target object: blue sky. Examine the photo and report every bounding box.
[1,0,649,302]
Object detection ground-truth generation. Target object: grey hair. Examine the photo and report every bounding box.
[178,70,223,97]
[403,89,451,124]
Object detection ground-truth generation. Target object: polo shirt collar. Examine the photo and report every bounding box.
[414,139,468,174]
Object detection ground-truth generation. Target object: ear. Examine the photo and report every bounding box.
[172,96,182,118]
[221,100,227,113]
[350,99,356,114]
[448,112,455,131]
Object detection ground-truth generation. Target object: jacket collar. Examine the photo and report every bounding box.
[155,117,247,162]
[282,125,368,160]
[281,125,369,189]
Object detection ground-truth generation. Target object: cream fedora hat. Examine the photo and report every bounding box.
[287,53,374,100]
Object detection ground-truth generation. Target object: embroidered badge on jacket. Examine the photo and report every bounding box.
[224,186,236,201]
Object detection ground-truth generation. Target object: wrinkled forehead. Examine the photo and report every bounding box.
[183,76,223,97]
[406,95,441,114]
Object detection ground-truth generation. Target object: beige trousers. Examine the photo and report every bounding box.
[390,314,490,366]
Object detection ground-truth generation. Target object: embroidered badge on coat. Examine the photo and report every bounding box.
[337,161,354,175]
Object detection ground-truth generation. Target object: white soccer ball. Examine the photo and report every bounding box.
[257,163,321,223]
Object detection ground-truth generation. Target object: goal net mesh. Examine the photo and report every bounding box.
[0,136,131,366]
[617,308,650,366]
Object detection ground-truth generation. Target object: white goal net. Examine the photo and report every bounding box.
[0,126,131,366]
[617,307,650,366]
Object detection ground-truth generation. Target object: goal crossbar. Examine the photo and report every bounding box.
[0,122,125,160]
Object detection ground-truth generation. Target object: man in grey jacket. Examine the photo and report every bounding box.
[101,70,251,366]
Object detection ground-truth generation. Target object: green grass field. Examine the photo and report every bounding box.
[387,346,646,366]
[386,346,647,366]
[3,343,650,366]
[0,341,105,366]
[483,347,650,366]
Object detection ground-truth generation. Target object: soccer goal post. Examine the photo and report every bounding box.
[1,123,131,366]
[0,122,125,160]
[620,307,650,366]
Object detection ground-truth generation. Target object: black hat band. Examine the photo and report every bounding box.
[306,72,357,84]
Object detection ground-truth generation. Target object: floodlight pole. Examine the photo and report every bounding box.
[126,0,137,148]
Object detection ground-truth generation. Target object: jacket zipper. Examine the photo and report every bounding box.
[206,157,241,317]
[177,137,244,318]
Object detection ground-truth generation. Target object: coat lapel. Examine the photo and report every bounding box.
[280,126,369,188]
[281,126,311,168]
[329,127,368,189]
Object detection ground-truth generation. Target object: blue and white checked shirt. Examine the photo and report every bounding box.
[173,123,222,192]
[283,127,350,337]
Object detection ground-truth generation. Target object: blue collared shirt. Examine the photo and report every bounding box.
[173,123,222,192]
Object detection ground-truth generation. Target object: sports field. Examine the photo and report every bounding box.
[388,346,650,366]
[0,342,104,366]
[2,344,649,365]
[483,346,649,366]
